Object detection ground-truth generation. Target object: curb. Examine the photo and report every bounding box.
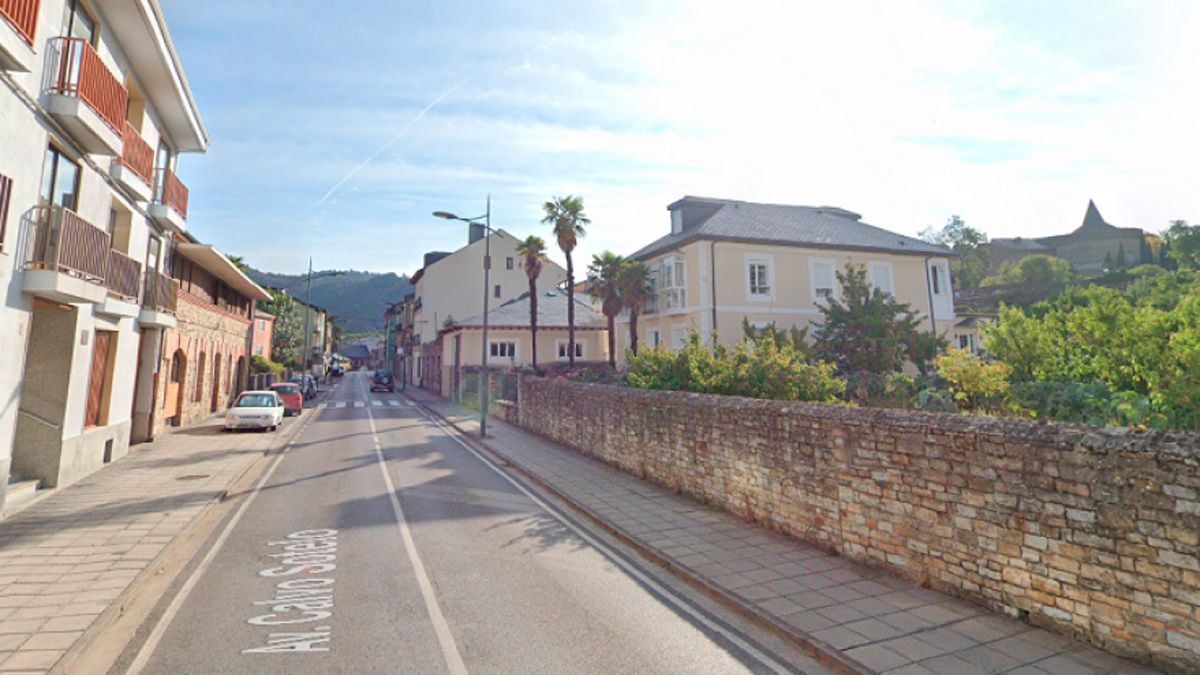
[407,393,871,675]
[51,407,314,674]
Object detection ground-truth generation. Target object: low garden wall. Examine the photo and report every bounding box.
[517,377,1200,672]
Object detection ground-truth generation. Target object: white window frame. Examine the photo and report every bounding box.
[867,260,895,298]
[930,261,949,296]
[809,257,837,304]
[555,339,585,360]
[489,340,518,359]
[745,253,774,301]
[658,255,687,311]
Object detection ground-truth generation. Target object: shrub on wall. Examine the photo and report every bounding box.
[625,331,844,403]
[936,348,1011,412]
[250,355,283,375]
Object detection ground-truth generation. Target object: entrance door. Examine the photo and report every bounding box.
[85,331,114,428]
[165,349,185,423]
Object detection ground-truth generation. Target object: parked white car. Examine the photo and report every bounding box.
[224,391,285,432]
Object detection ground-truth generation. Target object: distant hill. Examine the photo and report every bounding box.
[247,268,413,334]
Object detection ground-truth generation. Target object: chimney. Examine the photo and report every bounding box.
[468,222,486,245]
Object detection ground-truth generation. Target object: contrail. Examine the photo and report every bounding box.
[308,78,470,210]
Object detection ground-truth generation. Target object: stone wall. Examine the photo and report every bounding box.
[517,378,1200,672]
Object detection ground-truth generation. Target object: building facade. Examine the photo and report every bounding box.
[0,0,213,508]
[251,310,274,360]
[405,228,566,385]
[617,197,956,361]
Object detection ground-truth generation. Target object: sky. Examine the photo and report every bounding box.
[159,0,1200,276]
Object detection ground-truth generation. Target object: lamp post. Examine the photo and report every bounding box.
[300,259,343,387]
[434,196,492,437]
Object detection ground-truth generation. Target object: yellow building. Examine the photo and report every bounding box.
[617,197,956,361]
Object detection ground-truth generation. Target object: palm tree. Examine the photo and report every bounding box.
[619,260,650,356]
[588,251,625,369]
[516,235,547,369]
[542,195,589,367]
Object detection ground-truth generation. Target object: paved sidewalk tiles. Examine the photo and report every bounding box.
[0,416,291,673]
[407,387,1162,675]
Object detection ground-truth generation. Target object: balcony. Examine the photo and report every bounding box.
[0,0,39,71]
[148,168,188,233]
[23,206,110,304]
[138,269,177,328]
[46,37,127,156]
[111,121,154,201]
[98,248,142,317]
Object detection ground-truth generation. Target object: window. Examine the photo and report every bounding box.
[810,258,836,302]
[868,261,894,297]
[670,210,683,234]
[494,284,501,298]
[0,173,12,251]
[649,329,661,348]
[39,146,81,210]
[556,340,584,359]
[747,256,772,298]
[671,324,688,349]
[255,345,263,356]
[505,257,514,270]
[62,0,97,43]
[930,262,947,295]
[257,320,266,331]
[659,256,686,310]
[489,341,517,358]
[146,236,161,273]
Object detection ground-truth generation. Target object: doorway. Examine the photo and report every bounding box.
[165,349,186,425]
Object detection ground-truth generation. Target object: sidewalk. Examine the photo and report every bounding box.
[0,414,299,673]
[407,387,1162,675]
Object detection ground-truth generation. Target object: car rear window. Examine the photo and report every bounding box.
[237,394,276,408]
[275,385,300,394]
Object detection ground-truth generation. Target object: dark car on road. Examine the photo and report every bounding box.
[289,374,317,400]
[371,369,395,393]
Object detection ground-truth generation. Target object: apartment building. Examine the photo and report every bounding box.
[618,197,956,359]
[251,310,274,360]
[0,0,239,508]
[403,228,566,385]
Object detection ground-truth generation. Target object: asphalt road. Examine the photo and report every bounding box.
[116,371,829,674]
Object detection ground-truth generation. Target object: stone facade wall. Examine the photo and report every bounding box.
[152,292,251,436]
[517,378,1200,672]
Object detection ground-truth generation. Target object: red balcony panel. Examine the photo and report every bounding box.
[49,37,128,135]
[155,168,188,220]
[0,0,40,45]
[106,248,141,301]
[118,121,154,186]
[28,206,110,283]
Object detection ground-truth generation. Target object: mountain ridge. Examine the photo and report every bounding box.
[246,268,412,334]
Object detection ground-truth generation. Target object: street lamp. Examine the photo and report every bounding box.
[434,196,493,437]
[301,258,344,387]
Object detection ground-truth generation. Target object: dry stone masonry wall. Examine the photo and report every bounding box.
[517,377,1200,672]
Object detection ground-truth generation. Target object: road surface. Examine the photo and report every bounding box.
[114,371,828,674]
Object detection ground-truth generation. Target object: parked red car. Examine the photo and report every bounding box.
[270,382,304,416]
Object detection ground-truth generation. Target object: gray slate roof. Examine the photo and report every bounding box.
[630,197,950,259]
[339,344,371,360]
[448,288,604,331]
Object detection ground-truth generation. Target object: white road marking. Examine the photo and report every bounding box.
[403,395,793,675]
[127,408,324,674]
[353,401,365,408]
[371,400,384,407]
[387,400,401,407]
[361,379,468,675]
[334,401,347,409]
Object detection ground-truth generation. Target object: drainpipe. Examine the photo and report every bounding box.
[710,241,719,344]
[923,256,937,332]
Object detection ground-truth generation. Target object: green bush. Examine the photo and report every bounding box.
[936,348,1011,412]
[250,355,283,375]
[625,331,844,403]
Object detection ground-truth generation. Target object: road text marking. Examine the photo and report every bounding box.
[244,529,339,653]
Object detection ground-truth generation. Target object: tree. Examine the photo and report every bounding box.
[618,260,650,356]
[813,264,940,375]
[226,254,250,274]
[1116,241,1128,270]
[587,251,625,369]
[516,235,547,369]
[919,215,991,289]
[542,195,590,367]
[260,289,304,368]
[1164,220,1200,270]
[980,254,1072,286]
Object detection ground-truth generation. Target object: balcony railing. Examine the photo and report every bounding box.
[28,206,110,283]
[49,37,128,134]
[106,248,142,301]
[154,168,189,220]
[0,0,40,45]
[118,121,154,186]
[142,269,178,313]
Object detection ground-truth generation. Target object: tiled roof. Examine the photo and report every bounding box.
[630,197,949,259]
[339,344,371,359]
[448,288,604,330]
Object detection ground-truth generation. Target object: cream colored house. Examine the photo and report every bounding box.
[0,0,216,509]
[408,228,566,384]
[617,197,956,361]
[425,289,606,397]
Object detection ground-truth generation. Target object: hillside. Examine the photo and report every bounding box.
[247,268,413,334]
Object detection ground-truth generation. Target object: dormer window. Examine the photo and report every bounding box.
[670,209,682,234]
